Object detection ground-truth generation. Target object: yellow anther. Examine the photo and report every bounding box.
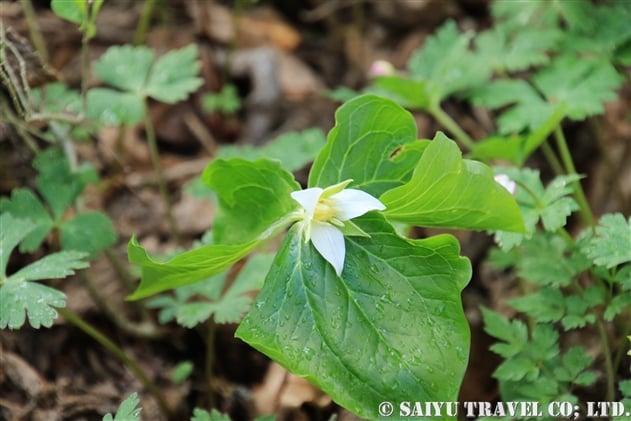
[313,199,336,222]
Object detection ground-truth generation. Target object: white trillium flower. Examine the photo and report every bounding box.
[290,179,386,276]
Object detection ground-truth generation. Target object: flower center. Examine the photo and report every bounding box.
[313,198,336,222]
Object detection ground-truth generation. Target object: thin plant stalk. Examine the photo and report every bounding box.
[595,317,616,402]
[569,281,616,402]
[429,103,475,150]
[79,271,163,339]
[19,0,49,64]
[80,28,90,114]
[540,140,565,176]
[205,319,217,408]
[133,0,157,46]
[554,127,595,228]
[143,103,182,244]
[58,307,171,417]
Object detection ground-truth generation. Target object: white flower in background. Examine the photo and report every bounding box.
[368,60,395,77]
[290,179,386,276]
[494,174,517,195]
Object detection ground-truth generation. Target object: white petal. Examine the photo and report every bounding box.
[494,174,516,195]
[291,188,322,219]
[310,221,346,276]
[330,189,386,220]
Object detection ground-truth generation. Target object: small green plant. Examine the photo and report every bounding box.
[0,148,116,329]
[0,213,88,329]
[202,84,242,115]
[103,392,142,421]
[102,393,276,421]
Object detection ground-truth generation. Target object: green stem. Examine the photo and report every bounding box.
[57,307,171,417]
[613,323,631,378]
[104,248,137,292]
[79,271,163,339]
[103,247,155,324]
[133,0,157,45]
[540,140,565,176]
[570,281,616,401]
[554,127,595,228]
[429,103,475,150]
[143,101,181,244]
[595,317,616,402]
[19,0,49,64]
[79,14,91,117]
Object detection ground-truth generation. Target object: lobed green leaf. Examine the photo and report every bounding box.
[407,20,490,104]
[102,392,142,421]
[0,213,36,277]
[0,282,66,329]
[60,211,117,258]
[0,189,53,253]
[474,24,561,73]
[533,54,623,121]
[87,88,145,125]
[93,45,155,93]
[8,250,88,283]
[145,44,203,103]
[581,213,631,269]
[34,148,97,220]
[517,233,590,287]
[482,307,528,358]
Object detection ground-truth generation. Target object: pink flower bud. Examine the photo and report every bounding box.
[368,60,395,77]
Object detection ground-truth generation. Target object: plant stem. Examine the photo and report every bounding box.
[79,271,164,339]
[429,103,475,150]
[19,0,49,64]
[133,0,157,45]
[79,24,90,116]
[57,307,171,417]
[570,280,616,402]
[613,323,631,378]
[595,317,616,402]
[104,248,136,292]
[143,102,181,245]
[205,319,217,408]
[554,127,595,228]
[540,140,565,176]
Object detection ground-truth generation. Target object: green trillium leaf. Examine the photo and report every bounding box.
[236,213,471,419]
[127,237,259,300]
[381,132,524,232]
[308,95,425,197]
[202,158,301,245]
